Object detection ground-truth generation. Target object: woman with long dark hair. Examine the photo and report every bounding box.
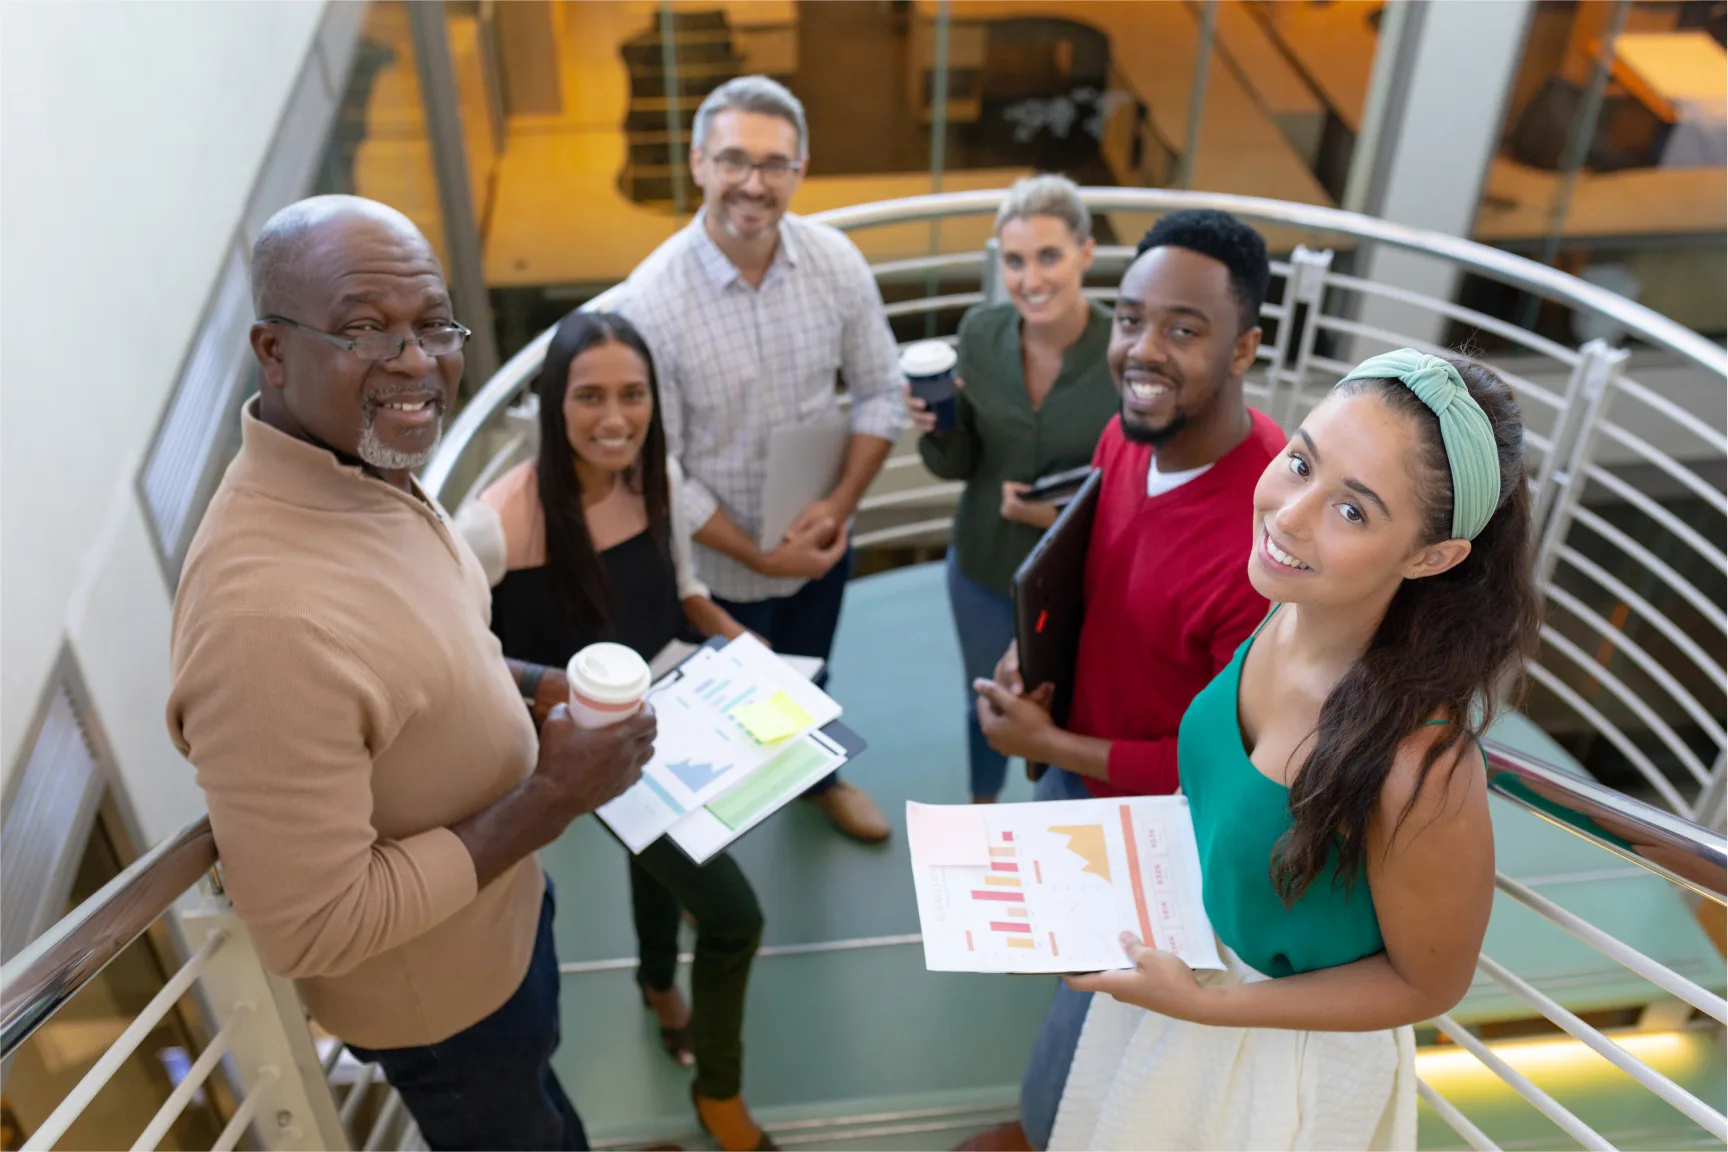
[1049,351,1542,1149]
[456,310,775,1151]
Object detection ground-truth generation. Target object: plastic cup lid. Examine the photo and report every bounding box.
[899,340,958,377]
[566,642,651,704]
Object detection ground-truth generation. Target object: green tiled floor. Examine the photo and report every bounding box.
[541,563,1725,1150]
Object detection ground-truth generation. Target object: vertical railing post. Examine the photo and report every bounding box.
[176,889,351,1151]
[406,1,501,387]
[1269,245,1333,431]
[1696,750,1726,831]
[1532,339,1628,590]
[1531,340,1607,528]
[658,2,689,223]
[979,237,1007,308]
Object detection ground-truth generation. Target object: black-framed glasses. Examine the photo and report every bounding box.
[706,149,803,186]
[260,315,471,361]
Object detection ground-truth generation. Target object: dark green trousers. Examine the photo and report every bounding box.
[628,838,763,1099]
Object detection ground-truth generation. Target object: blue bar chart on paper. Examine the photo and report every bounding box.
[598,636,845,853]
[694,675,760,714]
[667,758,728,793]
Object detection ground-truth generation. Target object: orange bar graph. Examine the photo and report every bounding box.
[984,875,1021,888]
[989,847,1016,858]
[1008,908,1029,919]
[1006,937,1035,949]
[1120,804,1154,945]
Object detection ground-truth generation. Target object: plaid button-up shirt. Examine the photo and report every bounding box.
[612,211,907,602]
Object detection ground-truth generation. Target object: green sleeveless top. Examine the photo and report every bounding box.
[1178,611,1385,977]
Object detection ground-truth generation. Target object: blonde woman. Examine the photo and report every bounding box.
[910,174,1118,803]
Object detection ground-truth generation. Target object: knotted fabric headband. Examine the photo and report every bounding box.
[1335,349,1500,541]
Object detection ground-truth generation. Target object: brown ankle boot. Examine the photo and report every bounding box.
[692,1086,777,1151]
[956,1120,1031,1150]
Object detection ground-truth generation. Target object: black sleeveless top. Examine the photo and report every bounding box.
[489,528,690,668]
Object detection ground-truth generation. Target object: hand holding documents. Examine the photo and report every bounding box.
[906,797,1223,974]
[598,635,864,863]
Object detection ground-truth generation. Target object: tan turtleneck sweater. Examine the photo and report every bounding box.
[167,400,543,1049]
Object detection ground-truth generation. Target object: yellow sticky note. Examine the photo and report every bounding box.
[733,691,814,743]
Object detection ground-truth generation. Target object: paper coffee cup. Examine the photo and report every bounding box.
[566,642,652,728]
[900,340,959,431]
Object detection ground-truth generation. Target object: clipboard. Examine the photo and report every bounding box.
[656,637,866,864]
[1010,468,1101,776]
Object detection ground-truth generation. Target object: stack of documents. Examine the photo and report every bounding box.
[599,635,848,863]
[907,797,1224,973]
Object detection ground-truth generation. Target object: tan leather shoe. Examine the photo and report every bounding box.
[956,1120,1031,1150]
[804,780,891,842]
[693,1086,777,1151]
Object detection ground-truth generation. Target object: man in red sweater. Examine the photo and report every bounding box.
[968,209,1286,1151]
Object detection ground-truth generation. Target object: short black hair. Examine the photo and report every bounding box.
[1135,209,1270,333]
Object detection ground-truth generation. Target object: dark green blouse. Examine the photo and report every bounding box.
[917,301,1118,596]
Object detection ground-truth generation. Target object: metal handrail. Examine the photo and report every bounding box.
[1484,741,1726,904]
[811,190,1726,372]
[423,186,1726,503]
[0,814,215,1058]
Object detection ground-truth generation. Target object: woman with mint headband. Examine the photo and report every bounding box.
[1049,350,1542,1149]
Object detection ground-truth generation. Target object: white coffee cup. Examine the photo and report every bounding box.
[565,643,652,728]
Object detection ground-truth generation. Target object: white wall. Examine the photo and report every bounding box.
[1,2,333,841]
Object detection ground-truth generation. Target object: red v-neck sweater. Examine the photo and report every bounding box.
[1072,410,1286,798]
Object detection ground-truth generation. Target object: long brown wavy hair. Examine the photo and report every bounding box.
[1273,358,1542,903]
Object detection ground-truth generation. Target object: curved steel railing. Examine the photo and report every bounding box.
[425,188,1726,500]
[425,186,1727,828]
[1486,741,1726,904]
[0,815,215,1057]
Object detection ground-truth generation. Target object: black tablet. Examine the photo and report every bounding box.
[1010,468,1101,731]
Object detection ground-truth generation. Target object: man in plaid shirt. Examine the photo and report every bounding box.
[614,76,906,843]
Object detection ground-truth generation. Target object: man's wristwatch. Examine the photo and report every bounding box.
[519,663,545,716]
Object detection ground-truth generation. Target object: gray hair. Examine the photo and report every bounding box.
[691,75,809,160]
[994,174,1091,242]
[250,194,426,315]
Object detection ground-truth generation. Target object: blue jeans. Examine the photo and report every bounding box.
[715,550,851,796]
[1020,766,1097,1149]
[346,885,586,1151]
[945,550,1017,800]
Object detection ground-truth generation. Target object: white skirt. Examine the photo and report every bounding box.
[1048,948,1417,1151]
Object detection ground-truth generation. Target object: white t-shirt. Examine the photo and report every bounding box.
[1146,458,1213,498]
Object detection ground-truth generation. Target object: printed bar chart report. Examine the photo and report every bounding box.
[907,797,1224,974]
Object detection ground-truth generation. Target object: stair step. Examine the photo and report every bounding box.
[628,69,737,101]
[621,34,738,67]
[625,106,698,132]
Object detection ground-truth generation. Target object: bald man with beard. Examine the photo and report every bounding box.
[168,196,655,1150]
